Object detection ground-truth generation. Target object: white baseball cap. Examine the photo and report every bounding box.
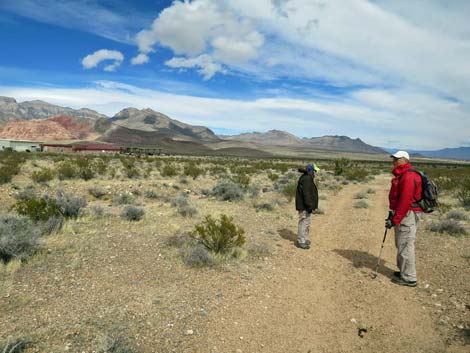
[391,150,410,160]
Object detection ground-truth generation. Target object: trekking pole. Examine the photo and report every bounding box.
[371,228,388,279]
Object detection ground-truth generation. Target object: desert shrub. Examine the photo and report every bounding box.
[184,163,203,179]
[344,167,369,182]
[354,191,368,199]
[31,168,55,183]
[456,186,470,208]
[319,194,327,200]
[178,205,198,218]
[55,191,87,219]
[56,161,78,180]
[334,158,351,176]
[274,171,298,201]
[354,200,369,209]
[249,184,261,198]
[40,216,64,235]
[231,174,250,189]
[0,214,40,263]
[125,166,140,179]
[130,189,142,196]
[179,176,189,184]
[255,202,275,212]
[121,206,145,221]
[366,188,376,194]
[268,173,279,181]
[88,186,107,199]
[280,182,297,201]
[90,206,105,218]
[144,190,158,199]
[161,163,178,177]
[171,194,189,208]
[312,207,325,214]
[93,158,108,176]
[14,186,37,201]
[428,220,467,236]
[113,193,135,205]
[14,196,62,222]
[191,214,245,254]
[211,180,245,201]
[446,210,467,221]
[181,245,214,268]
[0,151,27,185]
[248,243,271,258]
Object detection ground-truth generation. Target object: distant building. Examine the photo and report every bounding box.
[41,143,73,153]
[72,144,123,153]
[0,138,43,152]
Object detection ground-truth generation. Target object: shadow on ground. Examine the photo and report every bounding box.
[278,228,296,243]
[333,249,395,279]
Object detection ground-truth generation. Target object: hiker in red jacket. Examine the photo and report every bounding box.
[386,151,423,287]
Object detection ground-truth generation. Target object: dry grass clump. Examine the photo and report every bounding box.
[181,245,215,268]
[0,336,30,353]
[144,189,158,199]
[0,214,40,263]
[354,200,369,209]
[446,210,467,221]
[354,191,368,199]
[366,188,376,194]
[178,205,198,218]
[113,193,135,205]
[255,202,276,212]
[247,243,271,258]
[88,185,107,199]
[312,208,325,215]
[121,206,145,221]
[428,220,467,236]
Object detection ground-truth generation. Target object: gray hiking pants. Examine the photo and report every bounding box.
[394,211,422,282]
[297,210,311,245]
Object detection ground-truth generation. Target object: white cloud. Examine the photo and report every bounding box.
[81,49,124,71]
[131,53,150,65]
[165,55,226,80]
[0,0,145,44]
[0,81,468,150]
[134,0,265,78]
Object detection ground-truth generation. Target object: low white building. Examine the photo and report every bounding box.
[0,139,43,152]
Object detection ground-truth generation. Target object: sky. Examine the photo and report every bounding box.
[0,0,469,150]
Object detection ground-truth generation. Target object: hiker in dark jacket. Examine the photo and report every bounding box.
[295,163,319,249]
[387,150,423,287]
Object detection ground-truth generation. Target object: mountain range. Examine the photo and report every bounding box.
[0,96,467,159]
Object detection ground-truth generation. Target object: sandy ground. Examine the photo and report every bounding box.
[1,172,468,353]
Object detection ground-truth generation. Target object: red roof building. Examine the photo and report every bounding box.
[72,144,123,153]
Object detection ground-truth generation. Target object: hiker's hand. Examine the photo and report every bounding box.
[385,219,394,229]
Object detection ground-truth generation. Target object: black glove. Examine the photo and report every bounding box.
[385,219,394,229]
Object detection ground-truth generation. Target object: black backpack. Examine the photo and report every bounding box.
[405,169,439,213]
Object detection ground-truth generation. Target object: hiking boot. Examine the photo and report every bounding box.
[393,271,401,278]
[392,277,417,287]
[296,242,310,250]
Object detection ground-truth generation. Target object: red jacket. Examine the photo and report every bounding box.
[389,163,422,225]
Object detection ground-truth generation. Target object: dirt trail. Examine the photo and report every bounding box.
[196,175,445,353]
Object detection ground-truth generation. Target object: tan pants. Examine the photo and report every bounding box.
[297,210,311,244]
[394,211,422,282]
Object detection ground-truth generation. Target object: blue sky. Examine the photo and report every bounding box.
[0,0,469,150]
